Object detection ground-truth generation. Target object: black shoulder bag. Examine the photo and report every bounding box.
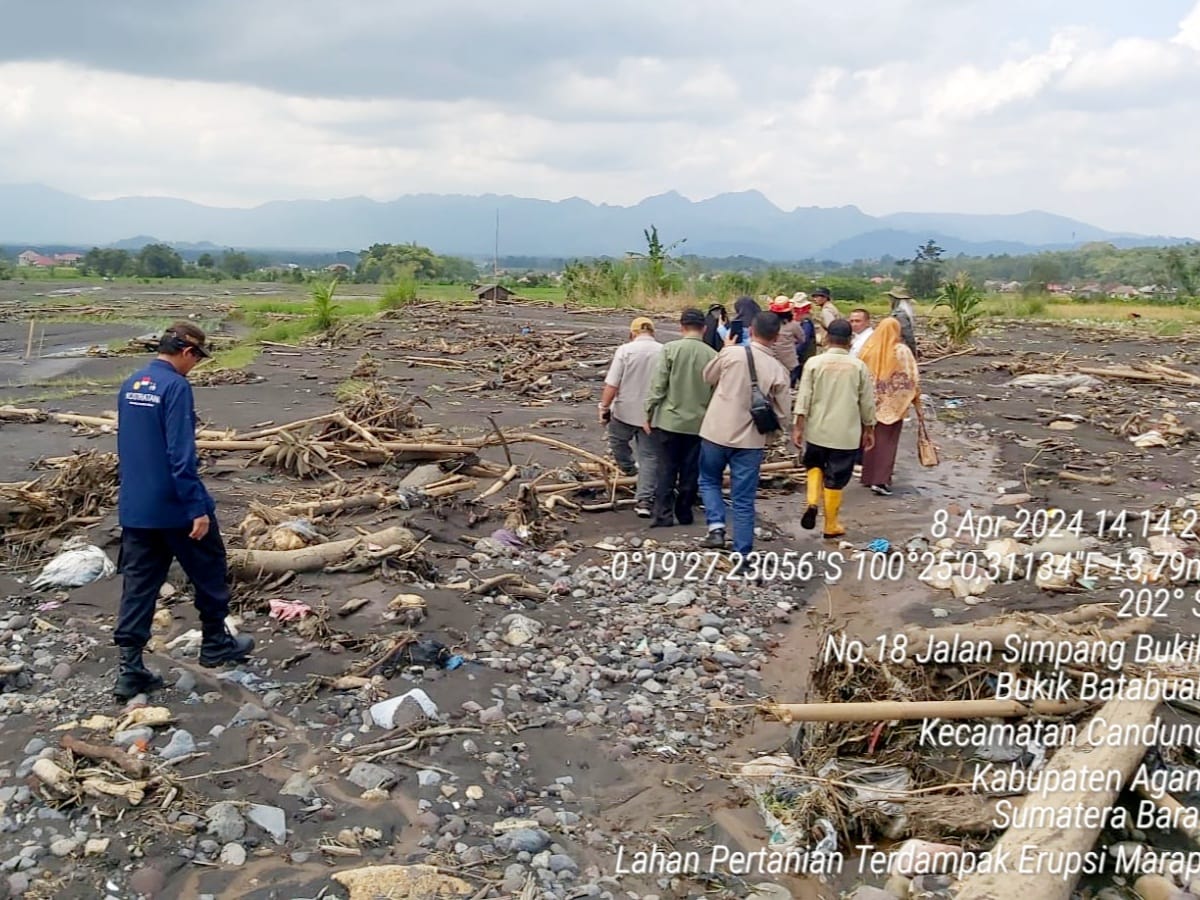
[744,345,781,434]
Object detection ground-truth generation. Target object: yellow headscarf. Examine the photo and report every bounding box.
[858,317,902,382]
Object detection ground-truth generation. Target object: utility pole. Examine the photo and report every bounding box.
[494,209,499,278]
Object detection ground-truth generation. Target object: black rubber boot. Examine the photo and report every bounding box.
[199,621,255,668]
[113,646,164,701]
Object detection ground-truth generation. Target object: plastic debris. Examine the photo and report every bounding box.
[369,688,439,729]
[491,528,525,549]
[270,519,323,551]
[268,598,313,621]
[30,538,116,590]
[867,538,890,553]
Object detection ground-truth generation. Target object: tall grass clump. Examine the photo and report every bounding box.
[311,278,340,331]
[379,269,418,310]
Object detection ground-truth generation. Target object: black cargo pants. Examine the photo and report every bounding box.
[113,520,231,648]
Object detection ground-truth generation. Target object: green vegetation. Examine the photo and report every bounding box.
[310,279,340,331]
[335,378,373,402]
[627,225,685,295]
[902,240,945,299]
[205,342,262,370]
[379,269,419,310]
[354,243,476,283]
[253,318,322,345]
[935,273,985,345]
[3,374,125,404]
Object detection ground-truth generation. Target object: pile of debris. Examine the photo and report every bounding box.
[0,451,117,542]
[747,605,1194,898]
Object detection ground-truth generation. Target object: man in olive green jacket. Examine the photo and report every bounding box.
[643,308,718,527]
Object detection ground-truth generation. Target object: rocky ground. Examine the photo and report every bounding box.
[0,282,1199,900]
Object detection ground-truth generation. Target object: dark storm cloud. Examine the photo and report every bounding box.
[0,0,941,102]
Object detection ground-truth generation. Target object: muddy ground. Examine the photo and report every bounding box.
[0,281,1199,900]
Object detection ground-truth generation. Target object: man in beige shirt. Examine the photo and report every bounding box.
[697,312,790,554]
[599,317,663,517]
[792,319,876,539]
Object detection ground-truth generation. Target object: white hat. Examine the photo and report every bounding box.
[790,291,808,306]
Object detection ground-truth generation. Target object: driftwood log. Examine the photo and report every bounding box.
[61,734,149,779]
[954,696,1159,900]
[227,525,416,579]
[0,405,230,440]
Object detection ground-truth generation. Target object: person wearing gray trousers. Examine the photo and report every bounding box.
[606,416,661,512]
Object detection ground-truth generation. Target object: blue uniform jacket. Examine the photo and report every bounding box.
[116,359,215,529]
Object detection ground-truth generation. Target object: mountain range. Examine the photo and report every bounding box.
[1,183,1191,262]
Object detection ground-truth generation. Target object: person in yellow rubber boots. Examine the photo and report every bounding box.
[791,319,876,539]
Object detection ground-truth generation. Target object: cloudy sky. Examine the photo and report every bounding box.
[1,0,1198,235]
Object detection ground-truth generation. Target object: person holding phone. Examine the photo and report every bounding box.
[112,322,254,701]
[719,296,759,347]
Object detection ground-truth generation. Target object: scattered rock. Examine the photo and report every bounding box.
[280,772,317,798]
[246,804,287,844]
[127,866,166,897]
[49,838,80,858]
[219,842,247,867]
[159,729,196,760]
[497,828,552,854]
[347,762,396,791]
[205,802,246,843]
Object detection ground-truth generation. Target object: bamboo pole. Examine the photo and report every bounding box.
[239,413,341,440]
[25,319,35,360]
[761,698,1090,723]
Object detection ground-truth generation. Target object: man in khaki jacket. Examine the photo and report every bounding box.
[697,312,790,554]
[811,286,841,347]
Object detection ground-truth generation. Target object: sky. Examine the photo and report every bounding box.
[1,0,1198,236]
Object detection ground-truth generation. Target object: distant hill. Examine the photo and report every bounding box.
[0,183,1190,262]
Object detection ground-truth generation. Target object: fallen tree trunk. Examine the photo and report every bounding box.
[1076,365,1200,386]
[227,525,416,579]
[954,696,1158,900]
[762,697,1089,723]
[274,493,402,518]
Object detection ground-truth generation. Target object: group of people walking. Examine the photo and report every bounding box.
[601,287,923,554]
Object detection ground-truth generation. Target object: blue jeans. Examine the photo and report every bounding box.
[698,440,764,555]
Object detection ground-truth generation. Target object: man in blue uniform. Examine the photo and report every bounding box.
[112,322,254,701]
